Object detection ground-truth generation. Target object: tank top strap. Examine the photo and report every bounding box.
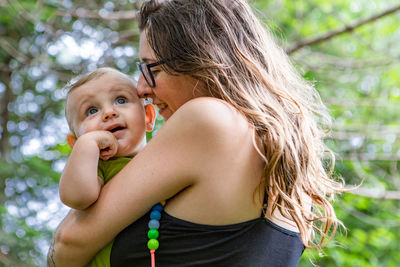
[260,192,268,217]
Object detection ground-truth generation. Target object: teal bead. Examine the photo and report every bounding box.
[148,219,160,229]
[148,229,159,239]
[147,239,159,250]
[150,210,162,220]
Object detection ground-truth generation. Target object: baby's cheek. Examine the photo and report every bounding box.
[78,124,87,136]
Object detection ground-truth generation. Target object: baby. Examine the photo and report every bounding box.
[59,67,155,266]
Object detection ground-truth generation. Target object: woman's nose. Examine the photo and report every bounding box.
[137,75,154,99]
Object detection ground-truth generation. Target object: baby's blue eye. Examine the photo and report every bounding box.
[87,108,98,116]
[116,97,126,105]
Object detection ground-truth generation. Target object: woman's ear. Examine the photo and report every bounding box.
[66,134,77,148]
[145,104,156,132]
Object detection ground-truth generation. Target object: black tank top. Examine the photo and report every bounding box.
[111,195,305,267]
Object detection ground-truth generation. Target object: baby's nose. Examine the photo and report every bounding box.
[102,107,119,121]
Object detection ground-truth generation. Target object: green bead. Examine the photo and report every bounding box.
[147,239,159,250]
[148,229,159,239]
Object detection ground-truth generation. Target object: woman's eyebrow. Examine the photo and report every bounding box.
[141,57,157,63]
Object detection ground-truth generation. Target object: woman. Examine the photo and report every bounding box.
[49,0,343,266]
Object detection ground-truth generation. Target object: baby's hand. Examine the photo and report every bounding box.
[80,131,118,160]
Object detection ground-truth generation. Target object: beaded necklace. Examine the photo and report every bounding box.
[147,203,164,267]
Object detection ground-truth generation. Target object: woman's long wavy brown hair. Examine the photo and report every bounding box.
[139,0,344,250]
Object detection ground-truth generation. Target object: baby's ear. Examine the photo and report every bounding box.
[66,134,77,148]
[145,104,156,132]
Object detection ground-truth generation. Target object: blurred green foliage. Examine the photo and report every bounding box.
[0,0,399,266]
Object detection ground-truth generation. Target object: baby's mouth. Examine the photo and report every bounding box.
[106,124,126,134]
[108,125,125,133]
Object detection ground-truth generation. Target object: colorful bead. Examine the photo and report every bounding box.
[148,219,160,229]
[148,229,159,239]
[150,210,162,220]
[147,239,159,250]
[148,203,163,266]
[152,203,164,212]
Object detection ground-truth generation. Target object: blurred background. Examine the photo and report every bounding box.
[0,0,399,266]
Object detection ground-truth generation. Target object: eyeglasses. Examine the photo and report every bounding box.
[136,60,165,88]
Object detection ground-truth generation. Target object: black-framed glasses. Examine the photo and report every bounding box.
[136,60,165,88]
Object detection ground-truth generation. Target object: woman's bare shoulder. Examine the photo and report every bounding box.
[152,97,254,176]
[159,98,264,223]
[169,97,250,136]
[145,97,247,172]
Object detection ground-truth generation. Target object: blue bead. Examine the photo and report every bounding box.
[150,210,162,220]
[152,203,163,212]
[148,219,160,229]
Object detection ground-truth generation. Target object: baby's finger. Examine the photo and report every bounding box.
[99,143,118,160]
[100,149,113,160]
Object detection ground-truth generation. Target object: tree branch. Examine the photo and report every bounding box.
[340,204,400,227]
[114,29,140,46]
[338,154,400,162]
[0,37,28,63]
[295,50,396,69]
[0,251,24,267]
[7,0,57,35]
[287,4,400,54]
[0,65,12,159]
[56,9,137,21]
[346,186,400,200]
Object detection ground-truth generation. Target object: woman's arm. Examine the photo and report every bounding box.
[49,99,225,266]
[59,131,117,210]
